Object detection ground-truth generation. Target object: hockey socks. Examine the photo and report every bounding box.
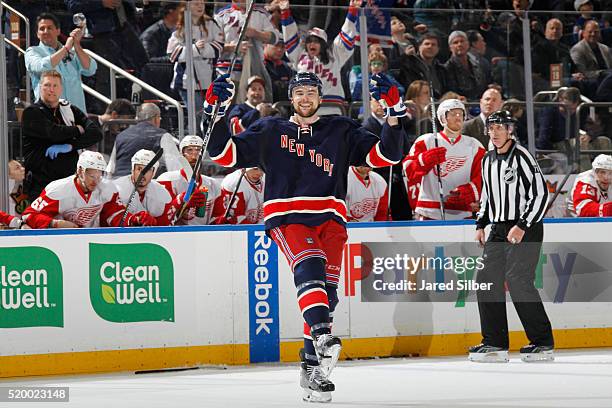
[294,258,331,338]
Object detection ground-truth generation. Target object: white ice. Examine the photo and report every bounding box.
[3,348,612,408]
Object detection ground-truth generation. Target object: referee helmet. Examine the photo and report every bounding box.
[486,110,515,128]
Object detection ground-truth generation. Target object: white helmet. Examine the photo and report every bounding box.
[592,154,612,171]
[131,149,159,173]
[77,150,107,172]
[179,135,204,153]
[437,98,466,126]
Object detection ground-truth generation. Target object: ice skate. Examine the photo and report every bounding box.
[468,343,509,363]
[520,344,554,362]
[312,333,342,376]
[300,362,334,403]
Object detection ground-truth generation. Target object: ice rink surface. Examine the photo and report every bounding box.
[2,348,612,408]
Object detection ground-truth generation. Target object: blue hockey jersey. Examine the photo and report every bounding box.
[208,115,405,230]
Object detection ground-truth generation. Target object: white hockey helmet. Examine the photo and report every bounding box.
[131,149,159,173]
[437,98,466,125]
[77,150,107,172]
[592,154,612,171]
[179,135,204,153]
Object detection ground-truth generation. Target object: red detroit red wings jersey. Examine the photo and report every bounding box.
[207,115,405,230]
[403,132,485,220]
[22,176,126,228]
[570,170,612,217]
[346,167,388,222]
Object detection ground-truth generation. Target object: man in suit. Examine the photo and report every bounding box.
[570,20,612,81]
[462,88,504,148]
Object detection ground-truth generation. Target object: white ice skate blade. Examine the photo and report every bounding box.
[320,344,342,377]
[302,389,332,403]
[468,351,509,363]
[521,351,554,362]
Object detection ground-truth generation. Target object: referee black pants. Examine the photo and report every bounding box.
[476,222,554,349]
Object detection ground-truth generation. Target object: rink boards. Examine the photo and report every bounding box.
[1,219,611,378]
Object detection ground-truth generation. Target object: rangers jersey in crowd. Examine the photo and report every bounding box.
[569,169,612,217]
[214,4,280,80]
[157,168,223,225]
[281,6,357,113]
[114,175,178,226]
[167,19,224,92]
[219,169,265,224]
[403,132,485,220]
[346,167,389,222]
[208,115,405,230]
[22,176,128,228]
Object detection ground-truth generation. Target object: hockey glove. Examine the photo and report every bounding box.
[176,187,208,209]
[602,202,612,217]
[128,211,156,227]
[203,74,235,118]
[446,183,478,210]
[9,217,23,229]
[369,73,407,118]
[419,146,447,172]
[45,144,73,160]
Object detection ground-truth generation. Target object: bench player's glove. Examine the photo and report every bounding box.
[419,146,447,171]
[603,202,612,217]
[176,187,208,209]
[369,74,407,118]
[128,211,156,227]
[203,73,235,118]
[445,183,478,210]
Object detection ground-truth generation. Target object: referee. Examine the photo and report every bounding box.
[469,110,554,363]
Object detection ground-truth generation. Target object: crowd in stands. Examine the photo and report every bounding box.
[2,0,612,229]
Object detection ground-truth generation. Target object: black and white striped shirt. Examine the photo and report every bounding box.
[476,141,549,230]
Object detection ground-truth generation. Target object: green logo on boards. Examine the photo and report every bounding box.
[89,243,174,323]
[0,247,63,328]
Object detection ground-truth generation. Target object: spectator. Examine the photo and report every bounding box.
[22,70,103,200]
[25,12,97,113]
[114,149,192,226]
[404,79,432,136]
[389,16,417,71]
[8,160,30,217]
[572,0,610,43]
[350,52,404,101]
[22,150,155,229]
[532,18,583,91]
[263,42,294,102]
[90,98,136,154]
[215,0,280,99]
[467,30,492,83]
[110,103,170,178]
[140,2,180,63]
[503,98,529,147]
[462,87,504,148]
[346,166,389,222]
[537,87,607,171]
[413,0,452,46]
[157,135,224,225]
[228,76,271,135]
[65,0,149,108]
[570,154,611,217]
[280,0,361,115]
[217,168,265,224]
[167,0,224,113]
[397,33,447,99]
[570,20,612,81]
[595,72,612,138]
[444,30,490,101]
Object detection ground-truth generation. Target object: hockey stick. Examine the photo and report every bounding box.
[119,147,164,227]
[427,81,446,221]
[545,164,574,213]
[175,0,257,222]
[223,168,247,221]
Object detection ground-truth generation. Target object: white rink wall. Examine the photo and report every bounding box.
[1,219,611,377]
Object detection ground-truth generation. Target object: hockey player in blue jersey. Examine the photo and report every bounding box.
[205,71,407,402]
